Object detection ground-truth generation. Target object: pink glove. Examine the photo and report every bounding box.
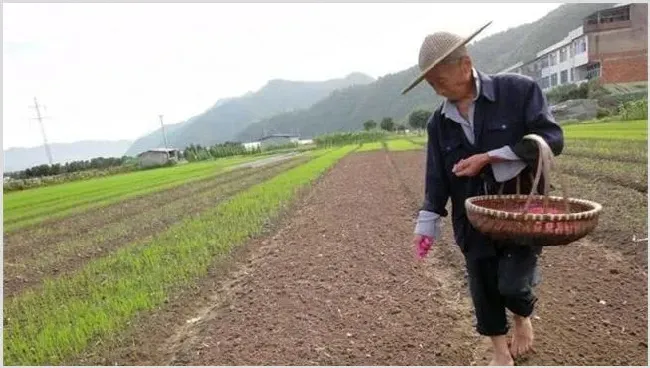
[416,236,433,259]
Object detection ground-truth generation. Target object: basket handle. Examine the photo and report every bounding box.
[520,134,570,214]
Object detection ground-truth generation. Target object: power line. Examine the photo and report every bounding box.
[29,97,54,165]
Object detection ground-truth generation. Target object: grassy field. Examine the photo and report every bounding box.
[3,155,267,232]
[357,142,384,152]
[3,146,356,365]
[385,139,423,151]
[562,119,647,140]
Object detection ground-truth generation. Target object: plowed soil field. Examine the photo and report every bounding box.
[71,149,647,366]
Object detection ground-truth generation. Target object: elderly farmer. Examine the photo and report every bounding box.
[403,22,564,366]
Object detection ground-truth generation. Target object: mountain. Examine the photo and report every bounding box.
[125,72,375,156]
[234,3,615,141]
[3,140,133,173]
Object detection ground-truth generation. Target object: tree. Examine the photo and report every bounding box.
[396,124,407,133]
[380,117,395,132]
[363,119,377,131]
[408,109,431,131]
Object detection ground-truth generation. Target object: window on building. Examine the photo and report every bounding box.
[569,43,575,57]
[570,68,575,82]
[586,62,601,80]
[599,6,630,23]
[575,38,587,54]
[560,47,568,63]
[551,73,558,87]
[549,52,557,66]
[560,70,568,84]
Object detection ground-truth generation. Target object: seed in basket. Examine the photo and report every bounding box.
[525,205,566,215]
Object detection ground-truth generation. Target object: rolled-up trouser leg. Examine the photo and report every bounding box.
[497,244,542,318]
[465,256,509,336]
[465,244,542,335]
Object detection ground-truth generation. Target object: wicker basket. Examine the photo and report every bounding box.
[465,134,602,246]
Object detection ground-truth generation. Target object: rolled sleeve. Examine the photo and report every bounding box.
[488,146,527,182]
[414,210,441,238]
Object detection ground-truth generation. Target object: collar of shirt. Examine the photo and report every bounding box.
[441,68,481,123]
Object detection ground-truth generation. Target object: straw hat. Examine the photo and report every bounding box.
[401,21,492,95]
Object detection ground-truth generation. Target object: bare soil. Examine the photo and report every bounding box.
[61,150,648,365]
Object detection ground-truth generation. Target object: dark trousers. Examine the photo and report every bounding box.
[465,243,542,336]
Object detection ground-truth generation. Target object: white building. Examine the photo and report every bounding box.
[498,2,648,92]
[536,26,591,90]
[499,26,592,91]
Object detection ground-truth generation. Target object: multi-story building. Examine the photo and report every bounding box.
[499,2,647,91]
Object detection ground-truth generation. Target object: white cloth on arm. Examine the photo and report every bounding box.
[414,68,525,238]
[414,210,441,238]
[487,146,528,183]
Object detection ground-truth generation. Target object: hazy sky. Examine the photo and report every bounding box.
[3,2,562,149]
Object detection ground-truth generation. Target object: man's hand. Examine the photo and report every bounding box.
[413,234,433,259]
[452,153,491,177]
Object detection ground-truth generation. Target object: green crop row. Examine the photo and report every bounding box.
[3,145,355,366]
[357,142,384,152]
[3,155,267,232]
[562,119,647,141]
[385,139,423,151]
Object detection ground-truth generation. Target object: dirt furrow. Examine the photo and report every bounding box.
[563,151,647,165]
[74,151,480,366]
[4,157,309,298]
[556,166,647,194]
[164,151,482,366]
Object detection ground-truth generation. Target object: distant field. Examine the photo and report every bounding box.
[385,139,422,151]
[410,136,427,144]
[358,142,384,152]
[562,120,647,140]
[563,138,647,163]
[3,155,267,232]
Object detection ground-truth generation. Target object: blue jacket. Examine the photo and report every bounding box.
[422,70,564,259]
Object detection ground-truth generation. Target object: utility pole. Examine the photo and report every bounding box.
[159,114,169,149]
[29,97,54,165]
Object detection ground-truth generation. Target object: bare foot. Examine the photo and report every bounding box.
[489,352,514,366]
[510,315,535,358]
[489,335,514,366]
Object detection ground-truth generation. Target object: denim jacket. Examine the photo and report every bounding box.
[415,70,564,259]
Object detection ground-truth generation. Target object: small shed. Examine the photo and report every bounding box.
[137,148,181,168]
